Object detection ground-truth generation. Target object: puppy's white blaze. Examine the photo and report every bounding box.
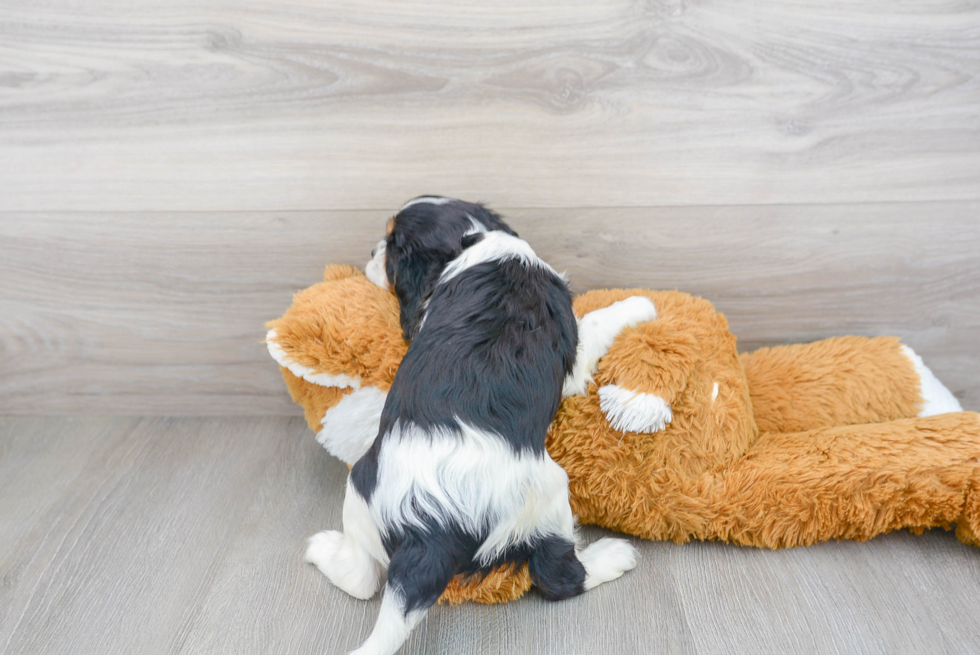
[439,231,559,285]
[371,421,574,566]
[900,345,963,416]
[563,296,658,397]
[317,386,387,465]
[365,239,389,289]
[598,385,672,434]
[577,538,639,591]
[463,214,488,236]
[401,196,451,210]
[349,587,426,655]
[266,329,361,389]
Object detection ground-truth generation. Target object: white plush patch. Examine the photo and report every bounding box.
[365,238,389,289]
[265,329,361,389]
[400,196,451,210]
[371,421,575,567]
[317,386,387,465]
[900,345,963,416]
[598,385,672,433]
[711,382,719,401]
[563,296,658,397]
[578,537,639,591]
[438,231,560,285]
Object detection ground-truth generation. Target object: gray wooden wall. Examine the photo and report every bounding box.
[2,1,979,414]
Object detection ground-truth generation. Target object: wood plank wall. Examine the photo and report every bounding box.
[1,1,978,414]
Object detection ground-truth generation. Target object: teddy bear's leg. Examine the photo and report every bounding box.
[955,469,980,547]
[563,296,658,397]
[305,478,386,600]
[742,336,961,434]
[704,413,980,548]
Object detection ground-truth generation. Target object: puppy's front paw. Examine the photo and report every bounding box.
[579,538,639,590]
[306,530,381,600]
[599,385,672,434]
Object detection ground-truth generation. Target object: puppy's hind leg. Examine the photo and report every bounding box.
[305,479,386,600]
[528,534,639,600]
[528,457,639,600]
[350,534,458,655]
[528,535,588,600]
[577,537,640,590]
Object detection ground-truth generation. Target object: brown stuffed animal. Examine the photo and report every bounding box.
[267,265,980,605]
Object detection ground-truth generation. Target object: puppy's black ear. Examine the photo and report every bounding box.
[460,232,485,250]
[387,238,442,341]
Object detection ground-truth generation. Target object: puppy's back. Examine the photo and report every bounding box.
[381,234,577,455]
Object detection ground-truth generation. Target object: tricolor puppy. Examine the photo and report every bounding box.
[308,196,656,655]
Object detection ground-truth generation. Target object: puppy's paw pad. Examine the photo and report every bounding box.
[580,538,639,590]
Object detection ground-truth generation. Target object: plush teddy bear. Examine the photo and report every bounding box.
[267,265,980,605]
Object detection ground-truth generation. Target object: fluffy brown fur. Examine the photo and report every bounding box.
[269,265,980,604]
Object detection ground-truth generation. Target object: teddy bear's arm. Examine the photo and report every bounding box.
[742,336,963,434]
[562,296,658,397]
[594,321,701,434]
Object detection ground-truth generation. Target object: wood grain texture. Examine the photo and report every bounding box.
[3,417,980,655]
[0,417,284,655]
[2,204,978,414]
[1,1,978,211]
[0,417,135,563]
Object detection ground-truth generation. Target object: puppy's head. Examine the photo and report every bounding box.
[365,196,517,341]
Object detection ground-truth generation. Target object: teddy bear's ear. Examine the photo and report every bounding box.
[323,264,363,282]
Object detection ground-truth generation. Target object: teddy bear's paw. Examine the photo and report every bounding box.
[563,297,658,397]
[578,538,639,591]
[598,385,672,434]
[612,295,658,329]
[306,530,383,600]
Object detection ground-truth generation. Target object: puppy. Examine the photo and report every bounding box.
[308,196,655,655]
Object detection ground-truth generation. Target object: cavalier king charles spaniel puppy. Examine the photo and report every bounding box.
[307,196,656,655]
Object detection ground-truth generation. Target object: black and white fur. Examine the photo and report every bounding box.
[308,197,652,655]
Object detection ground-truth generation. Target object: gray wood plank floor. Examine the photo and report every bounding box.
[3,417,980,655]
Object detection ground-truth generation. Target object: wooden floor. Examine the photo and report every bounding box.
[3,1,980,653]
[2,416,979,655]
